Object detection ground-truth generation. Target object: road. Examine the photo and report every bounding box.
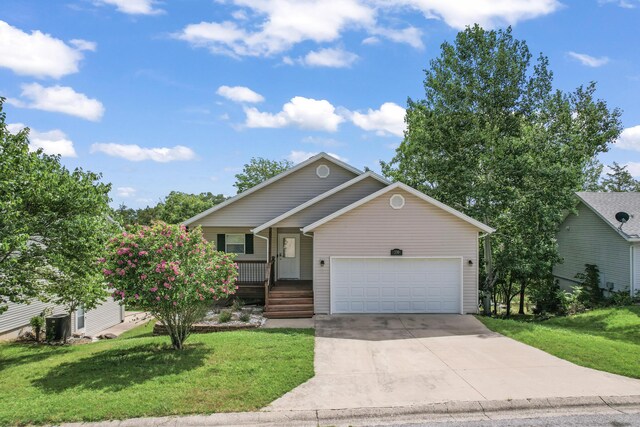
[383,413,640,427]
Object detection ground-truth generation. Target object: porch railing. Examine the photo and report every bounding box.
[264,256,275,310]
[236,260,268,283]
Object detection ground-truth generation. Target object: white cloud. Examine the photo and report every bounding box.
[624,162,640,177]
[350,102,406,137]
[616,125,640,151]
[301,47,359,68]
[174,0,374,57]
[96,0,164,15]
[395,0,561,29]
[7,123,77,157]
[567,51,610,67]
[216,85,264,103]
[69,39,97,51]
[598,0,638,9]
[362,36,380,45]
[245,96,344,132]
[117,187,137,198]
[286,150,347,164]
[8,83,104,121]
[91,143,196,162]
[174,0,558,60]
[0,20,94,79]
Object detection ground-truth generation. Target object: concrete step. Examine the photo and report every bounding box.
[264,310,314,319]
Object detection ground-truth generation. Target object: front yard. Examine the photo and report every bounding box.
[0,322,314,426]
[478,306,640,379]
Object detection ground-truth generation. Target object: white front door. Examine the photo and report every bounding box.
[278,233,300,279]
[331,257,462,314]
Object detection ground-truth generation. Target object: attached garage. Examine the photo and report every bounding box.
[331,257,462,314]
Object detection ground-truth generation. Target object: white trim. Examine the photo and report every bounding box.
[303,182,495,234]
[316,164,330,178]
[251,171,390,234]
[183,153,363,226]
[389,194,405,209]
[329,256,464,315]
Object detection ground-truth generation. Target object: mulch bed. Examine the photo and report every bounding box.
[152,322,259,335]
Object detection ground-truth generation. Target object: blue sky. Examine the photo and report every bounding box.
[1,0,640,208]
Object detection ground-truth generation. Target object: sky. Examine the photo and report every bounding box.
[1,0,640,209]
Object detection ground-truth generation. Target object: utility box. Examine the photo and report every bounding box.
[46,314,70,341]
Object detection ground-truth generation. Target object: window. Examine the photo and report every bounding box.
[76,306,85,330]
[225,234,245,254]
[283,237,296,258]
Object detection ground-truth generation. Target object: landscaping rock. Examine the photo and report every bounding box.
[99,333,117,339]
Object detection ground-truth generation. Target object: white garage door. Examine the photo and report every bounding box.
[331,257,462,314]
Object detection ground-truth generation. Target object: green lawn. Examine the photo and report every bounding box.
[477,306,640,379]
[0,322,315,426]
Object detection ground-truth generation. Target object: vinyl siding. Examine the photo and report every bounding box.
[632,245,640,296]
[0,297,123,340]
[275,177,387,228]
[312,189,480,314]
[201,227,269,261]
[554,202,631,292]
[190,159,358,227]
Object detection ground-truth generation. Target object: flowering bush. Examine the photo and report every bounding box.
[102,222,238,349]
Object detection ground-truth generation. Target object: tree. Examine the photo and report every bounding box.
[102,222,238,349]
[599,162,640,192]
[382,26,622,315]
[0,98,115,316]
[115,192,226,226]
[234,157,293,193]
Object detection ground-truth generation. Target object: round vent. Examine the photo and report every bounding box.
[316,164,330,178]
[389,194,405,209]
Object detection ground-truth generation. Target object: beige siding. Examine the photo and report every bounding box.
[191,159,358,227]
[85,297,124,336]
[275,177,387,228]
[312,189,480,314]
[201,227,269,261]
[554,202,631,292]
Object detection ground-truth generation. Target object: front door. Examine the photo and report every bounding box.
[278,233,300,279]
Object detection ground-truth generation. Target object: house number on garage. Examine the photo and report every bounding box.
[390,248,403,256]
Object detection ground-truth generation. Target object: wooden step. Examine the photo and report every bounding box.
[265,303,314,312]
[269,291,313,298]
[264,310,314,319]
[268,297,313,305]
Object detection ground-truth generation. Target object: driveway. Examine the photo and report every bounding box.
[267,314,640,410]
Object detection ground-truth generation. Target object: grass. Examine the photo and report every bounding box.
[477,306,640,379]
[0,321,315,426]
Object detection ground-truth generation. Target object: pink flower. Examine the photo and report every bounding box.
[134,294,140,300]
[173,301,177,306]
[103,269,113,276]
[156,296,161,301]
[140,274,147,280]
[163,282,171,289]
[138,251,148,256]
[150,286,158,292]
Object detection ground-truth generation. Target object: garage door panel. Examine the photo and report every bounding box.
[332,258,461,314]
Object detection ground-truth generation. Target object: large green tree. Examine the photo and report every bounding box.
[234,157,293,194]
[0,98,115,316]
[599,162,640,192]
[382,26,622,315]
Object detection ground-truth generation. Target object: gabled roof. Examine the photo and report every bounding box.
[576,192,640,241]
[302,182,495,234]
[251,171,390,234]
[183,153,362,226]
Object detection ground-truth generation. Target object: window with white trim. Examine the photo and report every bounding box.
[225,234,245,254]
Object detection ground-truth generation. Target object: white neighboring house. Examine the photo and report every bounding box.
[0,297,124,340]
[554,192,640,296]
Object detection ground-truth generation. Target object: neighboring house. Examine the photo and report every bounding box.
[554,192,640,296]
[0,298,124,341]
[184,153,494,318]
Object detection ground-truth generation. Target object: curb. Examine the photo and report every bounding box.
[61,395,640,427]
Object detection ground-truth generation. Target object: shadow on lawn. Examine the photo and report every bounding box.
[0,345,73,372]
[34,342,208,392]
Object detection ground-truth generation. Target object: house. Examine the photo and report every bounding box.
[184,153,495,318]
[554,192,640,296]
[0,298,124,341]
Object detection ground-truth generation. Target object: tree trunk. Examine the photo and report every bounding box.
[482,234,494,316]
[518,282,526,315]
[505,281,513,318]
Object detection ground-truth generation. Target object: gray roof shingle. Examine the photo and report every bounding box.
[576,192,640,239]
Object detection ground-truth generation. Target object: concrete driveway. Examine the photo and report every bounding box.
[267,314,640,411]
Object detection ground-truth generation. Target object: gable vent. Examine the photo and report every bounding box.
[390,194,405,209]
[316,164,330,178]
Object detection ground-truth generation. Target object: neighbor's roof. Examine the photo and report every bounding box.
[183,153,362,226]
[576,192,640,241]
[302,182,495,234]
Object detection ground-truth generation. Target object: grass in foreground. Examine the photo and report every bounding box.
[0,322,314,426]
[477,306,640,379]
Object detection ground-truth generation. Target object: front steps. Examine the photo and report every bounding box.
[264,287,314,319]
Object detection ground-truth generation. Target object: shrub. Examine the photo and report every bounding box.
[239,312,251,322]
[607,288,635,307]
[575,264,604,308]
[231,298,245,312]
[103,222,238,350]
[565,286,586,315]
[218,310,233,323]
[529,279,566,315]
[29,315,45,343]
